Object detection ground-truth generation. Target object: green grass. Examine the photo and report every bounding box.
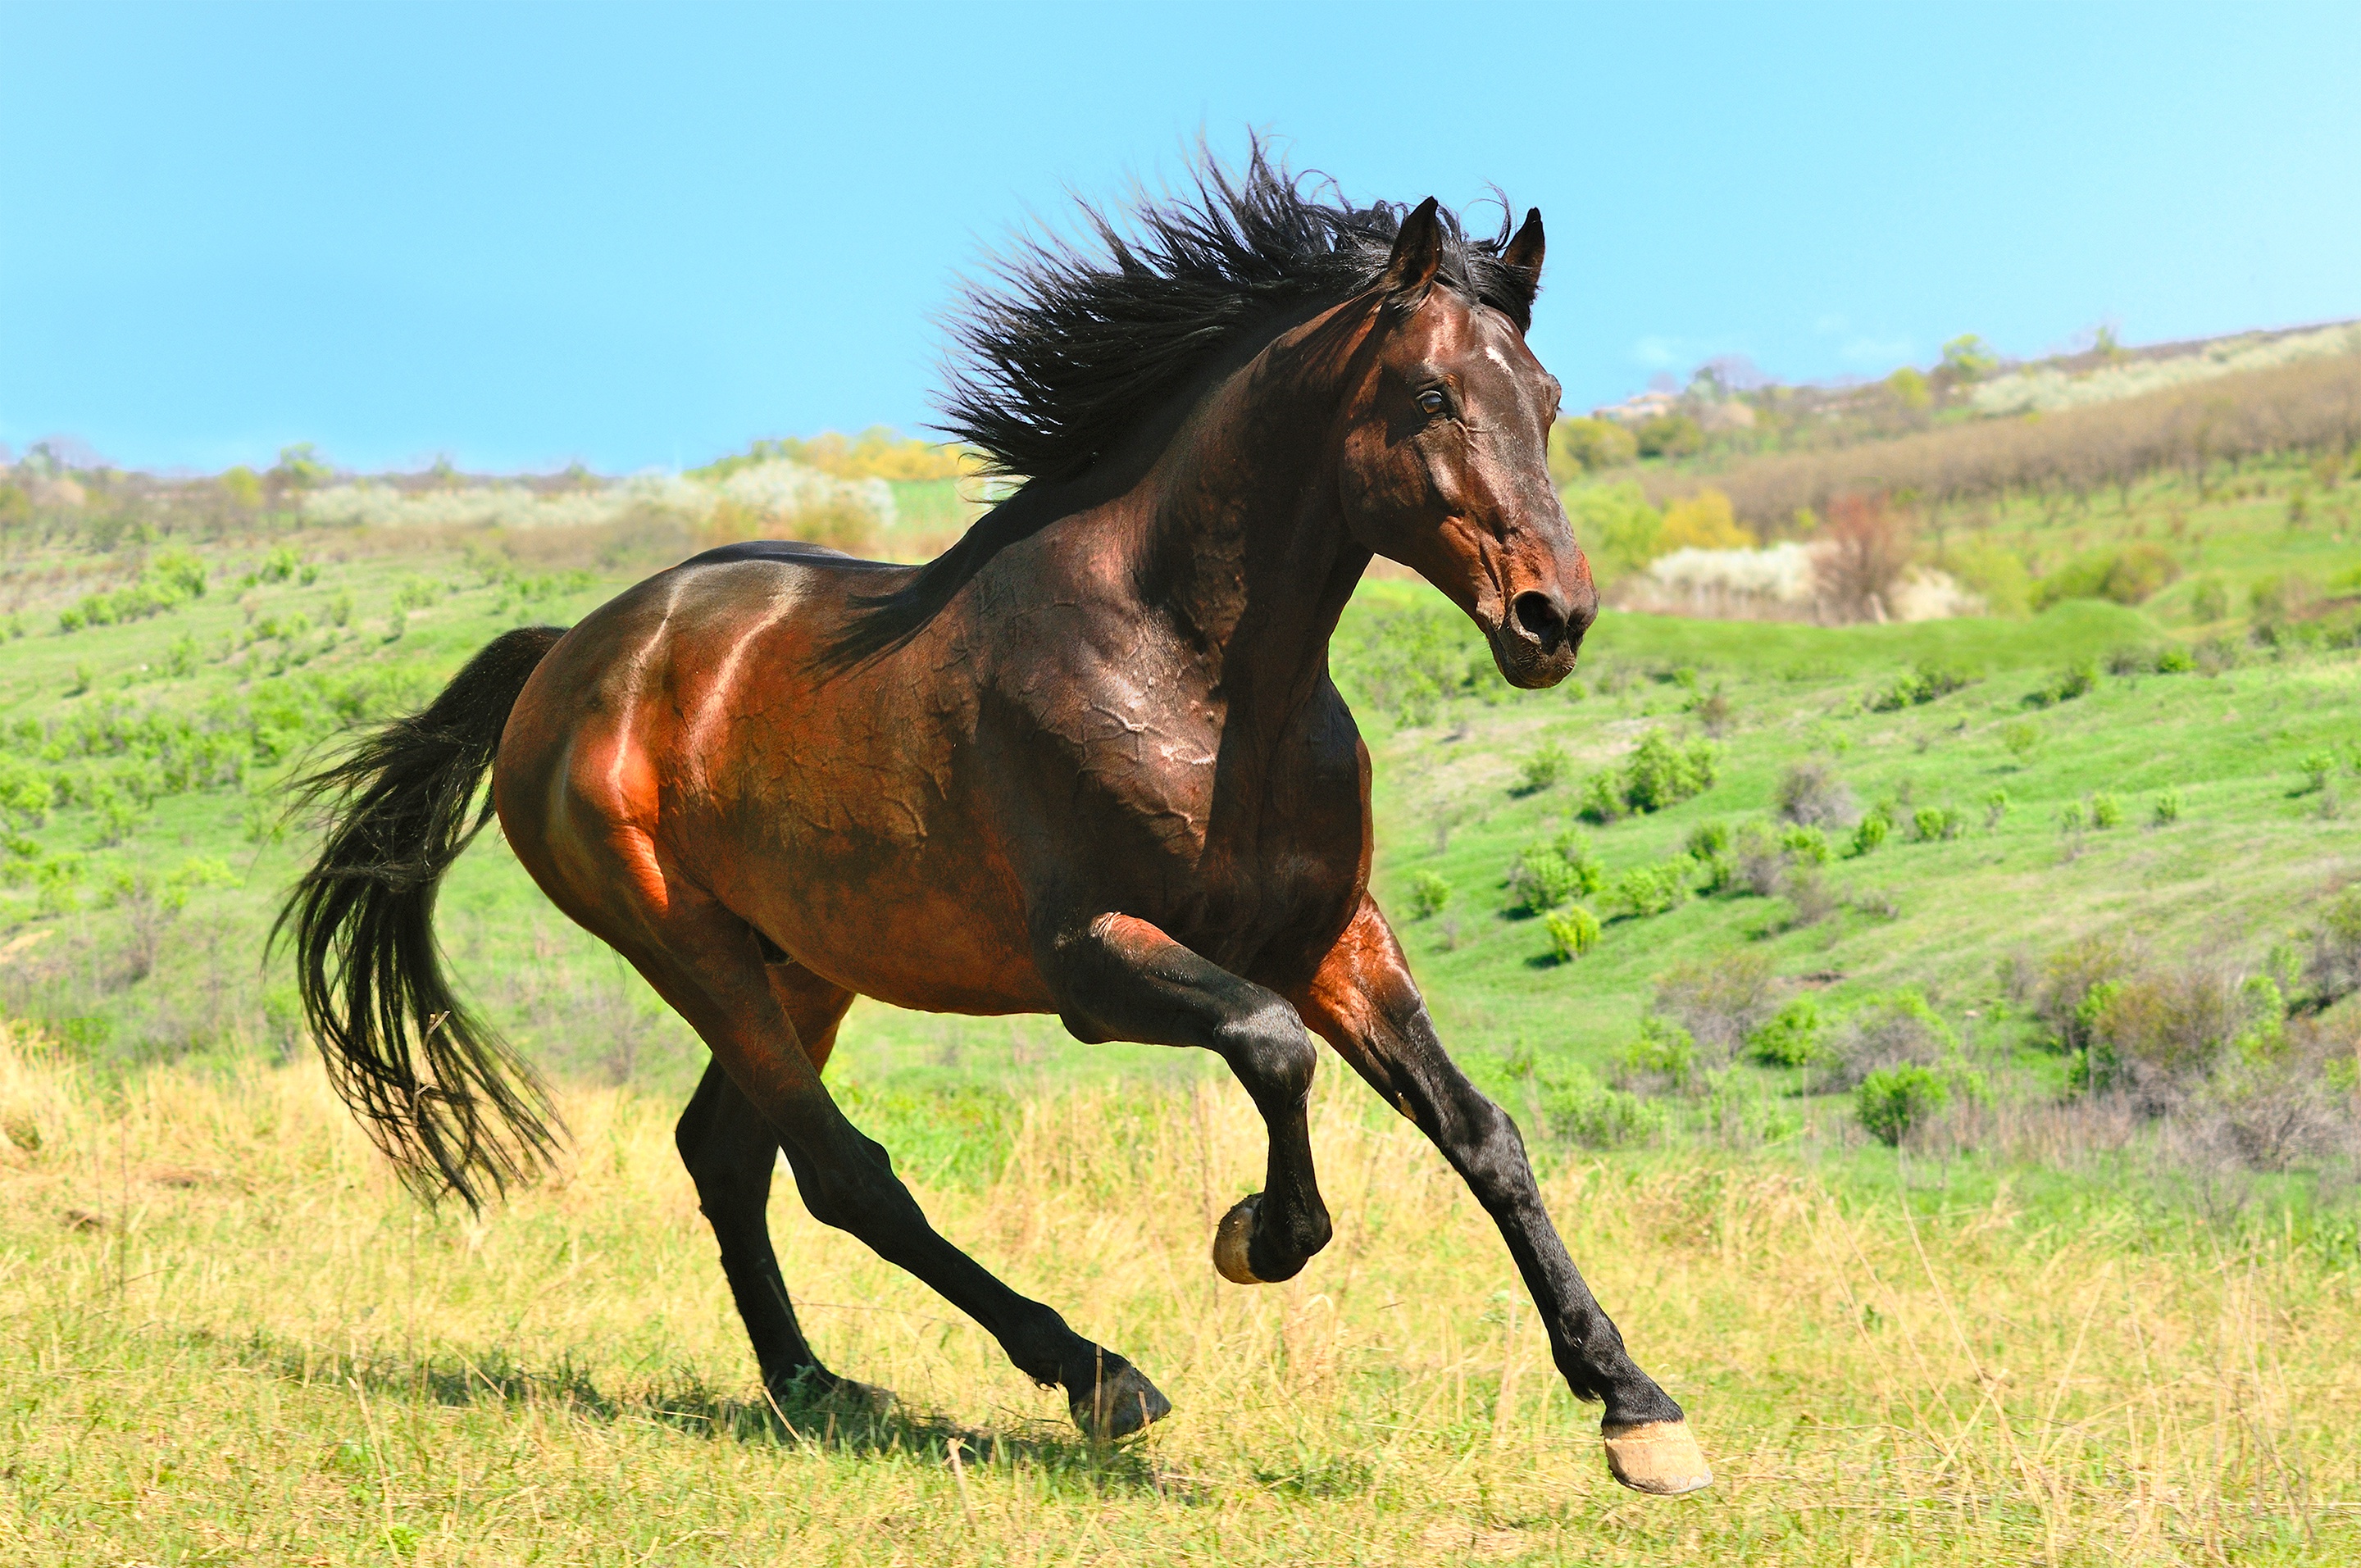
[6,460,2361,1562]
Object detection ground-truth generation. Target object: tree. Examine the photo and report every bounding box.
[270,443,330,493]
[1887,366,1931,412]
[1549,416,1639,483]
[1658,489,1754,551]
[1940,334,1999,384]
[1635,414,1704,459]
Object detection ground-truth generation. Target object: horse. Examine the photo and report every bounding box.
[279,151,1711,1496]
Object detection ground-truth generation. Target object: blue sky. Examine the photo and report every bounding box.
[3,2,2357,475]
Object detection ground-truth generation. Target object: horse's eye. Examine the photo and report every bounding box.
[1417,389,1447,416]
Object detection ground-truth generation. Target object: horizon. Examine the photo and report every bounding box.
[5,2,2359,475]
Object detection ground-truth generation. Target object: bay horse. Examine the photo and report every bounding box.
[280,152,1709,1494]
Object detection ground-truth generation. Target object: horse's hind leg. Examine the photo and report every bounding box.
[676,1061,839,1400]
[675,966,856,1400]
[634,899,1170,1438]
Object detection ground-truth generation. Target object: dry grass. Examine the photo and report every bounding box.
[2,1017,2356,1565]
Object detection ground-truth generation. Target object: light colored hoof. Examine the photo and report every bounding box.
[1212,1196,1266,1284]
[1603,1420,1713,1495]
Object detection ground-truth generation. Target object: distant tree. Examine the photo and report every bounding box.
[1813,493,1913,621]
[1635,413,1704,459]
[1549,416,1640,483]
[219,466,263,510]
[1887,366,1931,412]
[1940,334,1999,384]
[1658,489,1754,551]
[270,443,330,493]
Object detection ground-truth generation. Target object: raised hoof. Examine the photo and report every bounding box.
[1212,1195,1267,1284]
[1602,1420,1713,1496]
[1070,1361,1171,1441]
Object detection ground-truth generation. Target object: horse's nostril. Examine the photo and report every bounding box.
[1513,591,1566,649]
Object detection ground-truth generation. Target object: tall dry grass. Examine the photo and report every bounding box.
[2,1015,2356,1564]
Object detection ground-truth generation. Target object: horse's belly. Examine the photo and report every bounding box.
[739,836,1056,1016]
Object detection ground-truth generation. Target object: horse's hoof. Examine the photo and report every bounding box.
[1602,1420,1713,1495]
[1071,1361,1171,1440]
[1212,1195,1267,1284]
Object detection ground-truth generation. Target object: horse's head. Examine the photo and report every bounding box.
[1336,200,1596,689]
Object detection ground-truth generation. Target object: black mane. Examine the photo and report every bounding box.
[824,143,1532,669]
[939,142,1534,484]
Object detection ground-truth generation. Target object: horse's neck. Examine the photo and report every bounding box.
[1130,323,1371,725]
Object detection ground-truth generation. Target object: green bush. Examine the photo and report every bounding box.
[2090,793,2123,829]
[1515,740,1569,795]
[1542,905,1601,961]
[1611,859,1694,919]
[1868,660,1977,712]
[1406,870,1452,920]
[1505,833,1604,913]
[2027,661,2097,707]
[2030,543,2181,610]
[1613,1016,1699,1093]
[2300,753,2335,793]
[1777,824,1831,864]
[1635,412,1704,459]
[1855,1065,1950,1147]
[1849,807,1890,857]
[1910,807,1963,842]
[1684,819,1731,861]
[1983,789,2011,829]
[2154,643,2195,674]
[2189,576,2230,622]
[2001,720,2040,761]
[1748,997,1826,1068]
[2153,787,2182,825]
[1579,730,1717,821]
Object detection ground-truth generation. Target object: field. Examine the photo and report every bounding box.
[4,441,2361,1562]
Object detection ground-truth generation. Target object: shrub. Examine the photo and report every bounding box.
[2089,793,2123,829]
[2078,965,2276,1112]
[1515,740,1569,795]
[2001,720,2040,762]
[1622,731,1717,813]
[1519,1060,1663,1148]
[1849,807,1890,857]
[1684,819,1731,861]
[1983,789,2011,829]
[1612,859,1695,919]
[1856,1065,1950,1147]
[1542,905,1601,961]
[2154,643,2195,673]
[1731,823,1787,896]
[1581,730,1717,820]
[2306,887,2361,1003]
[1406,870,1452,920]
[2027,660,2097,707]
[1776,760,1855,826]
[2300,753,2335,793]
[1910,807,1963,842]
[1781,863,1838,926]
[2058,799,2087,834]
[1658,489,1753,550]
[1830,990,1958,1089]
[2152,787,2182,825]
[1748,997,1826,1067]
[1778,823,1832,863]
[2035,935,2133,1052]
[1505,834,1604,913]
[1869,660,1977,711]
[1654,951,1778,1057]
[1612,1016,1699,1094]
[2189,575,2230,622]
[2029,542,2181,610]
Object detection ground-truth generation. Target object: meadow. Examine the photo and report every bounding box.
[3,434,2361,1562]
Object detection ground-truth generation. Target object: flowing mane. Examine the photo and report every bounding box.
[826,143,1538,666]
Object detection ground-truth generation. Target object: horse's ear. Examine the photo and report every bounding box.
[1497,208,1544,329]
[1380,197,1444,313]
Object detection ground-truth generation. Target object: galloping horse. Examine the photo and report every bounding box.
[280,153,1709,1494]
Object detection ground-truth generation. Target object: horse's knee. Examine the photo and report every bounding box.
[1216,999,1317,1104]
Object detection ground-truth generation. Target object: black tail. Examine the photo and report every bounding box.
[273,625,569,1207]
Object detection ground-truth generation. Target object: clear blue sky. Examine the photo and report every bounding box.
[4,2,2357,475]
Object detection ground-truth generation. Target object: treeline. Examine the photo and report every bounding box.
[1645,352,2361,529]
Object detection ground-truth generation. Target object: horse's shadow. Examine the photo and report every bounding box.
[198,1326,1177,1494]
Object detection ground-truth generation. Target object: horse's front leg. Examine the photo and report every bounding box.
[1041,912,1332,1284]
[1292,896,1712,1496]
